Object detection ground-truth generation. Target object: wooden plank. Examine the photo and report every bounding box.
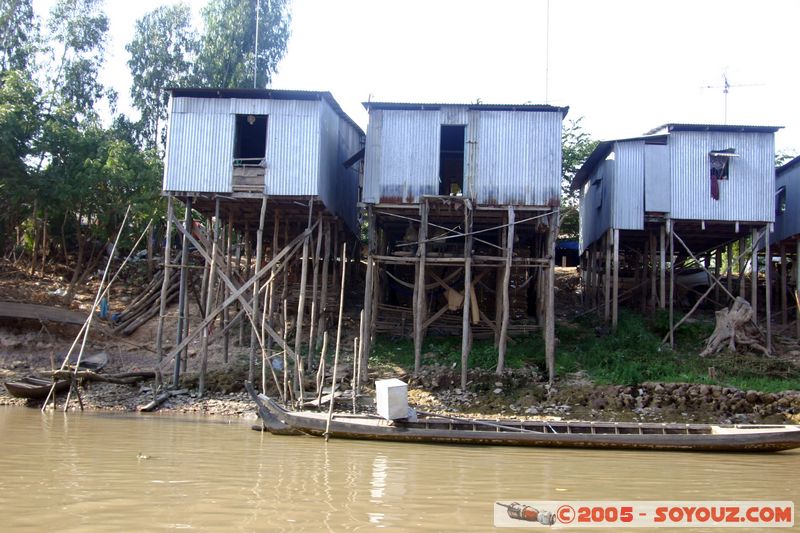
[0,301,86,325]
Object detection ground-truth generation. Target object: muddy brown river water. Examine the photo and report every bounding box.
[0,407,797,531]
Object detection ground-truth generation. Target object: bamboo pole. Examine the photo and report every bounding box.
[352,334,360,414]
[726,242,733,300]
[223,213,233,364]
[751,227,758,324]
[265,211,280,394]
[324,242,348,441]
[604,229,611,321]
[649,231,657,312]
[282,299,289,402]
[315,331,329,409]
[317,221,331,348]
[780,243,788,326]
[739,236,747,298]
[293,200,314,403]
[174,198,192,386]
[413,199,428,375]
[199,198,220,397]
[612,228,619,331]
[460,200,473,390]
[545,211,557,384]
[764,224,771,354]
[249,197,268,383]
[307,215,323,368]
[241,224,252,347]
[659,224,666,309]
[155,196,174,362]
[497,206,515,375]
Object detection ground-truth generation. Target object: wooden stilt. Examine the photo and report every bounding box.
[494,214,507,346]
[307,214,323,369]
[659,224,666,309]
[497,206,515,375]
[317,221,331,348]
[199,198,220,397]
[545,211,557,384]
[739,236,747,298]
[780,243,788,326]
[649,231,657,312]
[668,219,674,349]
[726,242,733,301]
[796,240,800,339]
[413,199,429,375]
[174,197,192,386]
[315,331,329,408]
[223,214,233,364]
[282,299,289,402]
[764,224,771,354]
[155,195,174,362]
[751,227,758,324]
[240,225,251,347]
[361,206,376,381]
[714,248,721,306]
[460,200,473,390]
[293,201,314,402]
[604,229,612,321]
[264,211,280,392]
[249,197,268,383]
[324,242,348,441]
[612,228,619,331]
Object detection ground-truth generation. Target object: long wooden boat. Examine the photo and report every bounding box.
[245,382,800,452]
[3,352,110,400]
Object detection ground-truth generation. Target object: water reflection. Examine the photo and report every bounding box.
[0,407,798,532]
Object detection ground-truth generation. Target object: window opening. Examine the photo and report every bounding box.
[709,148,737,201]
[439,125,465,196]
[234,114,268,166]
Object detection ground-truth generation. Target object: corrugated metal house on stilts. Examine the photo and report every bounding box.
[572,123,781,349]
[359,102,568,387]
[770,156,800,338]
[156,88,364,398]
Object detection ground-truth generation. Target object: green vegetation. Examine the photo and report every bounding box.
[371,310,800,393]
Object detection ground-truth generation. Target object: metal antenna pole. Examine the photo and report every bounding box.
[544,0,550,104]
[254,0,260,88]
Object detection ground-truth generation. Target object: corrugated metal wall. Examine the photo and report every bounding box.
[579,158,614,253]
[474,111,561,205]
[669,131,775,222]
[610,140,644,231]
[363,107,562,206]
[363,110,440,203]
[772,164,800,243]
[164,97,235,192]
[163,96,324,196]
[318,101,362,233]
[644,143,670,212]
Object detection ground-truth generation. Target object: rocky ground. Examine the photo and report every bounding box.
[1,259,799,424]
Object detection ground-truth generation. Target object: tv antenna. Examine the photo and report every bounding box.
[702,73,762,124]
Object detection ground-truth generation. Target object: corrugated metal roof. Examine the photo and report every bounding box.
[364,101,569,117]
[645,123,782,135]
[167,87,364,136]
[572,134,668,190]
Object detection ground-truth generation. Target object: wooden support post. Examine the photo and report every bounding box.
[612,228,619,331]
[264,211,280,396]
[714,248,721,306]
[649,231,657,313]
[293,201,313,401]
[223,214,233,364]
[249,197,268,383]
[796,240,800,339]
[726,242,733,301]
[199,198,220,397]
[460,200,473,390]
[361,206,376,380]
[545,211,557,384]
[780,243,788,326]
[307,214,323,369]
[413,199,429,375]
[764,224,771,354]
[317,221,331,348]
[497,206,515,375]
[604,229,612,321]
[240,225,251,347]
[659,224,666,309]
[668,220,674,349]
[751,227,758,324]
[174,197,192,386]
[495,214,507,345]
[155,196,174,362]
[739,236,747,298]
[324,241,348,441]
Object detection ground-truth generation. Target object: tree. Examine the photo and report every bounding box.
[0,0,39,73]
[195,0,290,89]
[126,3,197,149]
[560,118,598,239]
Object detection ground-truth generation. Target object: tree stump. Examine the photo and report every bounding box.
[700,297,769,357]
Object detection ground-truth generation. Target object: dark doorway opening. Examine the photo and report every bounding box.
[439,125,465,196]
[234,114,268,162]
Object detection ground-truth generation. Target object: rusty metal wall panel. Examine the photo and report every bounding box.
[669,130,775,223]
[474,111,561,205]
[611,140,645,231]
[644,143,670,212]
[363,109,440,203]
[773,164,800,243]
[163,98,234,193]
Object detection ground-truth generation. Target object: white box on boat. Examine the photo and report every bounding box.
[376,378,408,420]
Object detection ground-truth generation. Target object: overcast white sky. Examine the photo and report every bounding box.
[35,0,800,153]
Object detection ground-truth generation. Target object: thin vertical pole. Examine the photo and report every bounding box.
[324,241,348,440]
[155,195,174,362]
[307,214,323,367]
[413,199,428,375]
[604,229,611,321]
[497,206,515,375]
[649,231,657,312]
[739,236,747,298]
[796,240,800,339]
[612,228,619,331]
[726,242,733,302]
[317,221,331,348]
[265,211,280,391]
[293,200,313,402]
[223,214,233,364]
[751,227,758,324]
[764,224,771,354]
[249,197,268,383]
[659,224,666,309]
[460,200,473,390]
[668,220,675,349]
[174,197,192,386]
[714,248,721,306]
[199,198,220,397]
[780,243,788,326]
[545,211,557,384]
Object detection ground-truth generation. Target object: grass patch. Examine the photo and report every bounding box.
[371,309,800,393]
